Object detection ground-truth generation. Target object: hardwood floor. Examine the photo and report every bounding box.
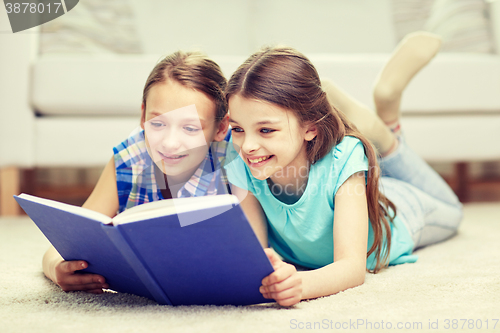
[451,177,500,202]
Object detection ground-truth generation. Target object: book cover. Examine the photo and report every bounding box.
[15,194,274,306]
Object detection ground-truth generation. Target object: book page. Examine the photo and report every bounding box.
[17,193,113,224]
[112,194,240,225]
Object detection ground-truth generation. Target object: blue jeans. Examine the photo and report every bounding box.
[378,135,463,250]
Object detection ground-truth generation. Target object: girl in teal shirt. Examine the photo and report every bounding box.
[225,33,463,306]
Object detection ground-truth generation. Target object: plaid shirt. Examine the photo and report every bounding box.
[113,128,231,213]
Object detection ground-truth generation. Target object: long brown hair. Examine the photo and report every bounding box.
[142,51,227,123]
[226,46,396,273]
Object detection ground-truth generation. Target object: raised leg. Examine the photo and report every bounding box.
[322,32,441,158]
[322,79,397,156]
[0,166,21,216]
[373,31,442,131]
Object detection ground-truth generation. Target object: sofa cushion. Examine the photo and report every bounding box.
[32,53,500,116]
[392,0,495,53]
[31,55,245,116]
[40,0,143,54]
[311,53,500,113]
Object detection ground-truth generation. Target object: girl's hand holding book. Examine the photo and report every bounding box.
[43,246,108,294]
[52,260,109,294]
[260,248,302,307]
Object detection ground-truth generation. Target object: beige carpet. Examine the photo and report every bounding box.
[1,203,499,333]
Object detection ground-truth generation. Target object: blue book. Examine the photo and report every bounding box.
[14,193,274,306]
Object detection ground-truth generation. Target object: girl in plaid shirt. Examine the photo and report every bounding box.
[42,51,231,294]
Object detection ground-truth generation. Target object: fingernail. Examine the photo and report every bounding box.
[81,262,86,268]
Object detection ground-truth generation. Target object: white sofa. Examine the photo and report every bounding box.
[1,0,500,215]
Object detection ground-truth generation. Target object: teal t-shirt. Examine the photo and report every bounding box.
[224,135,417,270]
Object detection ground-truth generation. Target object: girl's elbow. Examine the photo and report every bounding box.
[352,269,365,288]
[357,272,366,286]
[353,262,366,287]
[345,269,365,292]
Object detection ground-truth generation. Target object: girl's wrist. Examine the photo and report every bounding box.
[42,248,61,283]
[297,270,310,301]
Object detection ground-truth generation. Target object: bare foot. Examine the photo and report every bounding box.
[373,31,442,125]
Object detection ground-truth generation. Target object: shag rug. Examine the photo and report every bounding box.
[1,203,499,333]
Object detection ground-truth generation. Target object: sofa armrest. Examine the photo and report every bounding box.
[0,15,38,168]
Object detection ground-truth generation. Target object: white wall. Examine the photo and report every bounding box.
[130,0,396,56]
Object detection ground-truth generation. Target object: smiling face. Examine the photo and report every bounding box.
[228,94,317,185]
[141,80,227,184]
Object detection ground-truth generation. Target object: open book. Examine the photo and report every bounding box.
[15,193,274,306]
